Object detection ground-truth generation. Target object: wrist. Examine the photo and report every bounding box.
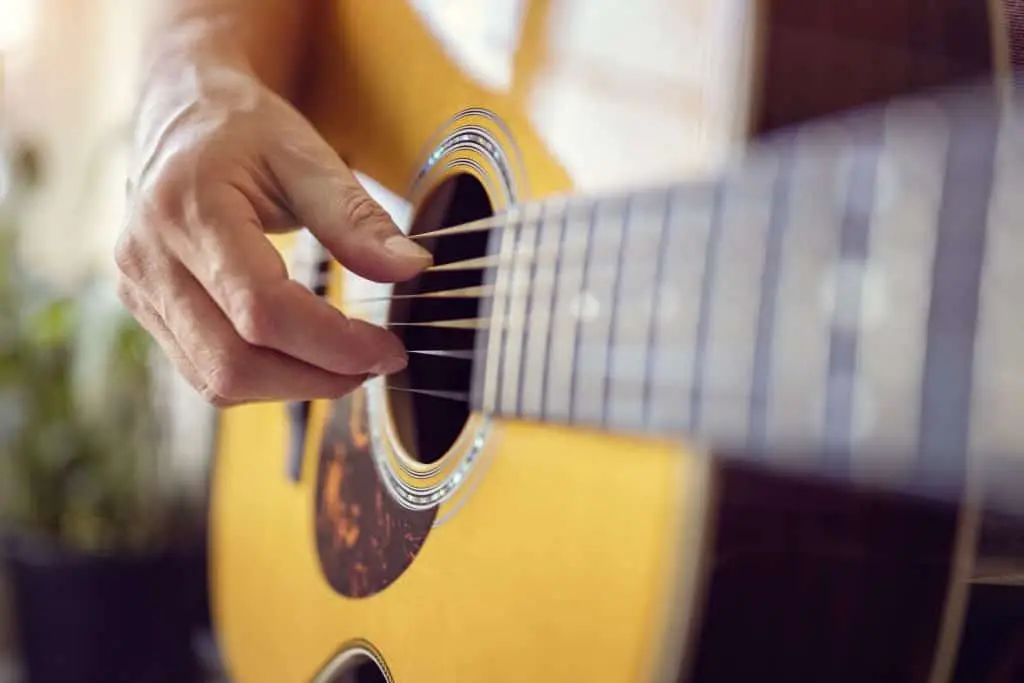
[147,23,252,79]
[136,29,258,127]
[130,27,261,178]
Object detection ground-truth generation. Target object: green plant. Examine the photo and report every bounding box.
[0,141,179,554]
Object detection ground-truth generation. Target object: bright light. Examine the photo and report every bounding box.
[0,0,37,52]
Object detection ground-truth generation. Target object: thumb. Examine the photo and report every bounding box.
[270,132,432,283]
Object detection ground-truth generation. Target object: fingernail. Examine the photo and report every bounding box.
[383,234,432,263]
[371,355,407,376]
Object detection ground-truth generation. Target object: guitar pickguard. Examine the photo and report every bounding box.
[313,388,438,599]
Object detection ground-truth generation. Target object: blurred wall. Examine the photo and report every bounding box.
[3,0,215,507]
[4,0,141,286]
[1,0,215,654]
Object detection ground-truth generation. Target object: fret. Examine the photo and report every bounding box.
[914,89,998,494]
[747,145,793,451]
[601,196,630,428]
[687,182,726,433]
[566,202,598,423]
[969,95,1024,524]
[603,193,667,430]
[641,190,675,429]
[696,154,779,442]
[497,205,538,414]
[545,204,590,422]
[850,100,949,483]
[569,198,628,425]
[477,208,522,415]
[645,184,717,434]
[820,120,885,474]
[538,204,570,419]
[762,124,849,464]
[970,96,1024,463]
[519,201,562,419]
[601,196,631,428]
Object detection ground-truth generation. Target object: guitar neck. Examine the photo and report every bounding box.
[471,78,1024,513]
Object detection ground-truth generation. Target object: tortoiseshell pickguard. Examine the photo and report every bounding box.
[314,389,438,598]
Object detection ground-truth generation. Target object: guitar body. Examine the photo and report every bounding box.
[210,1,1022,681]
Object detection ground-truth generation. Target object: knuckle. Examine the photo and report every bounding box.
[113,232,146,282]
[134,147,211,229]
[115,277,138,310]
[227,288,278,347]
[342,192,390,231]
[204,357,249,402]
[142,166,190,226]
[199,384,234,409]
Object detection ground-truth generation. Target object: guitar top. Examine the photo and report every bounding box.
[211,1,1024,682]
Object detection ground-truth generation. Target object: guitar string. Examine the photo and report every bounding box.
[310,96,1003,422]
[338,208,702,376]
[309,155,818,396]
[402,180,713,242]
[384,367,757,402]
[417,230,664,273]
[342,261,640,307]
[336,193,775,404]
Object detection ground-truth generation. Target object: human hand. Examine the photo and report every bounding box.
[116,60,431,407]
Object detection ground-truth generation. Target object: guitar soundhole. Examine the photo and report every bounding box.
[320,652,389,683]
[386,173,493,465]
[346,662,387,683]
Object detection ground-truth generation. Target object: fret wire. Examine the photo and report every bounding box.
[540,202,570,419]
[520,200,563,419]
[853,99,947,473]
[479,205,516,413]
[515,204,546,416]
[569,200,600,423]
[747,140,794,450]
[689,182,728,431]
[821,121,885,473]
[700,161,770,439]
[495,207,529,414]
[642,188,675,429]
[915,90,999,493]
[602,195,633,427]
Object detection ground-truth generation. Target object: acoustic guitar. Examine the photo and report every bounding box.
[209,1,1024,681]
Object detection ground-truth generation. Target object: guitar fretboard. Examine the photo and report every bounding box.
[472,79,1024,509]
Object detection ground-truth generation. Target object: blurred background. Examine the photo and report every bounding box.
[0,0,222,680]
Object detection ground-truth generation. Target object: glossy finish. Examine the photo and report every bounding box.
[210,1,1017,682]
[214,3,741,681]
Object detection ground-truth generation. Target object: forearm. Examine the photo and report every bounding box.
[142,0,312,100]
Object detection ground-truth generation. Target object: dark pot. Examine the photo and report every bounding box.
[3,538,205,683]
